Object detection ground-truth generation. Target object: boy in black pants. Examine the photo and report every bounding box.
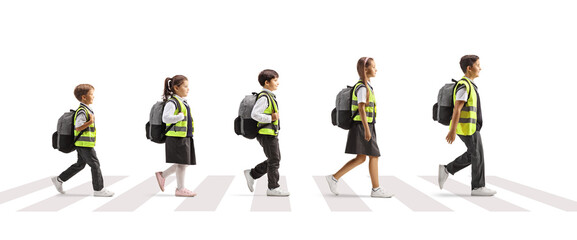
[51,84,114,197]
[438,55,496,196]
[244,69,289,197]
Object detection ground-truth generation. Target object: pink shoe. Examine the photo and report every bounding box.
[175,188,197,197]
[155,172,165,192]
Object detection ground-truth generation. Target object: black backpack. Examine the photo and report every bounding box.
[432,79,471,125]
[331,82,362,129]
[234,92,260,139]
[146,99,181,143]
[52,109,88,153]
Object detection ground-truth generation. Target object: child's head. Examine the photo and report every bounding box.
[258,69,279,91]
[357,57,376,82]
[74,84,95,105]
[460,55,481,77]
[163,75,189,100]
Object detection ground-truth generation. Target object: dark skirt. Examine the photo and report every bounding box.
[165,137,196,165]
[345,122,380,157]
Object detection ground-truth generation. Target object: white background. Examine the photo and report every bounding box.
[1,0,576,239]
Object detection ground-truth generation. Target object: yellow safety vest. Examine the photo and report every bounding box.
[74,105,96,148]
[450,77,478,136]
[257,91,279,136]
[165,96,194,137]
[351,81,377,123]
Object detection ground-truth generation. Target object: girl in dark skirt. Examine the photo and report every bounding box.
[326,57,393,198]
[155,75,197,197]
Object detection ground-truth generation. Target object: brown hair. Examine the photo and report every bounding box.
[74,84,94,102]
[258,69,279,87]
[163,75,188,101]
[460,55,479,74]
[356,57,373,103]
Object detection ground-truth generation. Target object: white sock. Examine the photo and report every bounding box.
[372,187,381,192]
[331,176,338,182]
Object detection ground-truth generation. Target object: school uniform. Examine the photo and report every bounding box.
[249,88,281,190]
[345,82,381,157]
[163,95,196,166]
[445,78,485,189]
[58,103,104,191]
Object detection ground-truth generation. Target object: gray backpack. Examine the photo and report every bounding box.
[234,92,260,139]
[52,109,88,153]
[331,82,362,130]
[146,99,180,143]
[433,79,471,125]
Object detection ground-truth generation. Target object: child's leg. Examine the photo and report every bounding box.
[175,164,188,190]
[58,151,88,183]
[445,134,475,175]
[368,156,379,188]
[333,154,366,180]
[470,132,485,189]
[77,147,104,191]
[162,164,178,178]
[264,137,281,190]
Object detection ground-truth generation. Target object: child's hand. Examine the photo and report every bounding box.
[271,112,279,121]
[88,113,95,124]
[445,130,456,144]
[364,128,372,141]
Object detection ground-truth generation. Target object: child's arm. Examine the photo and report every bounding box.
[445,100,466,144]
[358,102,371,142]
[75,112,94,132]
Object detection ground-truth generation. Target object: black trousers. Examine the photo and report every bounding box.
[59,147,104,191]
[250,135,281,190]
[446,131,485,190]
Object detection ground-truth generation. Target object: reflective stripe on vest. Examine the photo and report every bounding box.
[257,92,279,136]
[74,106,96,147]
[351,81,377,123]
[450,77,478,136]
[165,97,194,137]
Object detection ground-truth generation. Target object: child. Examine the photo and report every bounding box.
[438,55,496,196]
[51,84,114,197]
[243,69,289,197]
[325,57,393,198]
[154,75,197,197]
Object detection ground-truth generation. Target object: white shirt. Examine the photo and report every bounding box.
[455,78,476,102]
[356,82,373,104]
[75,103,94,128]
[251,88,276,123]
[162,95,186,124]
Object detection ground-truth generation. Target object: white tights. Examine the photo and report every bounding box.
[161,164,188,190]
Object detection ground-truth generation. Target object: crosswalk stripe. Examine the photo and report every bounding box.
[19,176,126,212]
[251,176,291,211]
[175,176,235,211]
[94,176,175,212]
[487,176,577,211]
[0,177,52,205]
[380,176,452,212]
[420,176,527,211]
[313,176,371,212]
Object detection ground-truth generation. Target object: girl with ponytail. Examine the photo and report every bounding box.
[325,57,394,198]
[155,75,198,197]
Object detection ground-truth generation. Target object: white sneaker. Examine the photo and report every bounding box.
[371,187,394,198]
[438,164,449,189]
[267,187,290,197]
[94,188,114,197]
[244,169,255,192]
[471,187,496,196]
[325,175,339,195]
[51,177,65,194]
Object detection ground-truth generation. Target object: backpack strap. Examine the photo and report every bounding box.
[452,78,473,103]
[163,98,183,135]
